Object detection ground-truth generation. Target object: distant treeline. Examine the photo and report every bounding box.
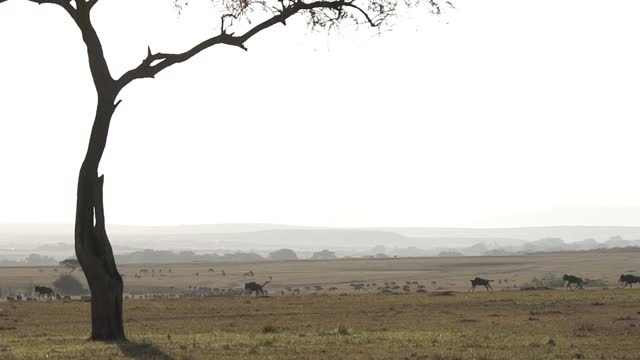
[0,254,58,267]
[524,246,640,256]
[115,250,264,264]
[115,248,339,264]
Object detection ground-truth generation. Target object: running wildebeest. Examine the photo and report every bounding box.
[563,274,585,289]
[618,274,640,288]
[245,280,270,296]
[34,285,55,300]
[469,277,494,292]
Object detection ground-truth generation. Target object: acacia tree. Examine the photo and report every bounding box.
[0,0,439,341]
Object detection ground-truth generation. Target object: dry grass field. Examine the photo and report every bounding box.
[1,290,640,359]
[0,253,639,359]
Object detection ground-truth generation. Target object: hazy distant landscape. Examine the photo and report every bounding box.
[2,224,640,266]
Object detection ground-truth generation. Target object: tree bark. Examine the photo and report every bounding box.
[75,94,125,341]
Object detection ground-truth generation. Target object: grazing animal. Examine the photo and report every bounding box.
[245,280,270,296]
[469,277,494,292]
[208,268,215,272]
[618,274,640,288]
[563,274,585,289]
[34,285,55,300]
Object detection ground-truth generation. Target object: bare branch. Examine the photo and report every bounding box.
[117,0,382,90]
[26,0,76,15]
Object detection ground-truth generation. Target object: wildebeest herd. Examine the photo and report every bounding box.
[468,273,640,292]
[3,271,640,302]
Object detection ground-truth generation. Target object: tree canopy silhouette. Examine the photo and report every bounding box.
[0,0,439,341]
[60,258,81,272]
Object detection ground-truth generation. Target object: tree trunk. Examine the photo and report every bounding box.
[75,95,126,341]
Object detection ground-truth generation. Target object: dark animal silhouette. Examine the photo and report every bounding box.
[618,274,640,288]
[245,280,270,296]
[563,274,585,289]
[35,285,55,300]
[469,277,494,292]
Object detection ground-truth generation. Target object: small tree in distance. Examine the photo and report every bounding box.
[311,249,337,259]
[269,248,298,260]
[60,258,81,272]
[0,0,441,341]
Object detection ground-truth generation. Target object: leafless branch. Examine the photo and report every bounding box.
[117,0,385,90]
[26,0,76,15]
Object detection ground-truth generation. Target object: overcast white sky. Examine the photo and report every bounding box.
[0,0,639,228]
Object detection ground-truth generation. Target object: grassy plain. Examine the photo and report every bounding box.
[1,252,638,295]
[1,290,640,359]
[0,253,639,359]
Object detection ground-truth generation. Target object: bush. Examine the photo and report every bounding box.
[268,249,298,260]
[337,325,350,336]
[53,274,88,296]
[311,250,337,260]
[584,278,609,287]
[262,325,280,333]
[524,274,566,289]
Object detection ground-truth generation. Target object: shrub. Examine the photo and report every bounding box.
[524,274,566,289]
[53,274,88,296]
[262,325,280,333]
[584,278,608,287]
[337,325,350,336]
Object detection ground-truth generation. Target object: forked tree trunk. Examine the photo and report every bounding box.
[75,94,126,341]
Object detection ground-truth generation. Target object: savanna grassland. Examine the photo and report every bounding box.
[1,290,640,359]
[1,252,638,296]
[0,253,640,359]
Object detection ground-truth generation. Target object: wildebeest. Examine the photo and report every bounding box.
[469,277,494,292]
[618,274,640,288]
[34,285,55,300]
[245,280,270,296]
[563,274,585,289]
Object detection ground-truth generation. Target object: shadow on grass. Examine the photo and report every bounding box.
[117,340,174,360]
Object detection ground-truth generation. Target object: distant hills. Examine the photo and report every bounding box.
[2,224,640,264]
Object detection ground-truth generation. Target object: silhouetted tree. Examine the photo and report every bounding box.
[0,0,440,341]
[311,249,336,259]
[269,248,298,260]
[60,258,81,272]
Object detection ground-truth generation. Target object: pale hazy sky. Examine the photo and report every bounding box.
[1,0,639,228]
